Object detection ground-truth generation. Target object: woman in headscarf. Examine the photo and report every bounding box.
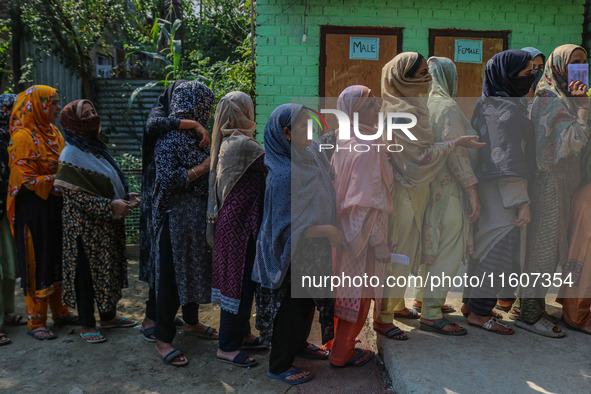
[517,44,589,338]
[139,81,214,341]
[151,81,215,366]
[521,47,546,98]
[207,91,266,367]
[0,93,25,346]
[329,85,392,366]
[252,103,340,385]
[416,57,481,335]
[54,99,139,343]
[462,50,536,335]
[7,85,76,340]
[556,139,591,335]
[375,52,483,338]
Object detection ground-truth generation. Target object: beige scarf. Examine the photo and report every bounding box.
[206,91,264,247]
[381,52,449,187]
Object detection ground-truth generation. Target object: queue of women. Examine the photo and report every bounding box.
[0,42,590,385]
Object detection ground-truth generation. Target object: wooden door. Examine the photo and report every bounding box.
[320,26,402,98]
[429,29,509,116]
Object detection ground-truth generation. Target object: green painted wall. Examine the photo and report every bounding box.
[255,0,585,139]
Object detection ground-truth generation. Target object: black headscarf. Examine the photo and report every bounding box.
[473,50,536,181]
[482,49,535,97]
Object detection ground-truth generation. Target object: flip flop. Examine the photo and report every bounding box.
[154,347,189,367]
[462,309,502,319]
[3,314,27,326]
[80,331,107,344]
[27,328,57,341]
[184,325,218,340]
[565,322,591,336]
[420,318,467,336]
[242,336,269,350]
[268,367,313,385]
[140,323,157,343]
[331,348,374,368]
[394,308,420,319]
[217,351,258,368]
[514,318,565,338]
[0,333,11,346]
[100,317,137,329]
[374,325,408,340]
[469,317,514,335]
[297,342,329,360]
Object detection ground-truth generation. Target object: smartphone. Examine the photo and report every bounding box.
[568,63,589,88]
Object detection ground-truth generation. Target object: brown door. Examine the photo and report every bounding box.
[429,29,509,116]
[320,27,402,98]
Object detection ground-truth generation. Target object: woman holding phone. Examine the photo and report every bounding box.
[517,44,589,338]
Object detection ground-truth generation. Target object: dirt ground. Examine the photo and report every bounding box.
[0,247,390,394]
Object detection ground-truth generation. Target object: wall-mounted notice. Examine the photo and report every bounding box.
[454,39,483,63]
[349,36,380,60]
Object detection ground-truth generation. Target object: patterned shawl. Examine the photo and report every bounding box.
[0,93,17,219]
[472,51,536,181]
[55,100,127,200]
[7,85,64,227]
[252,103,337,290]
[333,85,394,256]
[381,52,448,187]
[206,91,264,246]
[531,44,589,172]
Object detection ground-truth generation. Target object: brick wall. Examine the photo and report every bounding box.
[255,0,586,139]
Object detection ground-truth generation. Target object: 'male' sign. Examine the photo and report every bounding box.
[349,36,380,61]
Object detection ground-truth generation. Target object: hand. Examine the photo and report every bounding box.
[374,243,390,264]
[128,193,140,208]
[327,226,343,247]
[453,136,487,149]
[569,81,589,107]
[513,204,531,227]
[466,187,481,223]
[199,156,211,172]
[112,199,133,218]
[194,124,211,148]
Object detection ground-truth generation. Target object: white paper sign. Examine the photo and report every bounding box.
[349,37,380,60]
[454,39,483,64]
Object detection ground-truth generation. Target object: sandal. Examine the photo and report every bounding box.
[80,331,107,344]
[27,328,58,341]
[0,333,11,346]
[3,314,27,326]
[217,351,258,368]
[462,306,502,319]
[331,348,374,368]
[468,317,514,335]
[242,336,269,350]
[514,318,565,338]
[413,303,456,314]
[153,347,189,367]
[420,318,467,336]
[100,317,137,329]
[394,308,420,319]
[184,325,218,340]
[297,342,329,360]
[373,325,408,340]
[140,323,157,343]
[268,367,313,385]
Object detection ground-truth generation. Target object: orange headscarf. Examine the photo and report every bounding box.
[6,85,64,228]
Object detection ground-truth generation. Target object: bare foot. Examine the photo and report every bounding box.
[183,322,219,338]
[155,340,188,366]
[373,322,408,339]
[80,326,106,342]
[282,366,311,382]
[467,313,513,334]
[217,349,255,364]
[420,318,465,333]
[143,317,156,330]
[29,326,55,339]
[0,331,10,345]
